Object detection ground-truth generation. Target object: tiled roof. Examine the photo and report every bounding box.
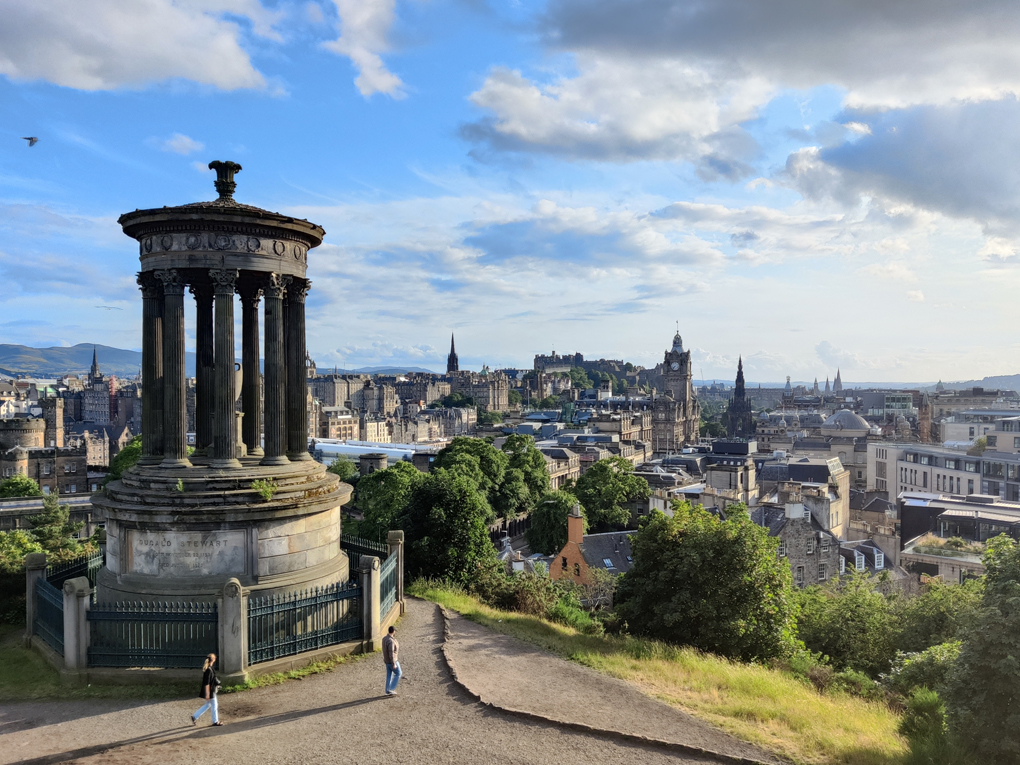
[580,532,634,574]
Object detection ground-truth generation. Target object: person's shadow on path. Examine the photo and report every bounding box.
[14,696,388,765]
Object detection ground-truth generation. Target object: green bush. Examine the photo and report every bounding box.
[885,641,961,695]
[0,475,43,498]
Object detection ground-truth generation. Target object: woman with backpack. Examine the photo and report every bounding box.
[191,653,224,726]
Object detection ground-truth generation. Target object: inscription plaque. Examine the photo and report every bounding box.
[128,530,246,577]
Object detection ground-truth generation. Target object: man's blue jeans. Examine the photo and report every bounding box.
[385,662,402,693]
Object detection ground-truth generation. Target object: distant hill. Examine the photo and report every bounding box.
[0,344,196,378]
[942,374,1020,392]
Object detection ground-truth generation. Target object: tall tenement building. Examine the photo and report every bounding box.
[652,331,701,454]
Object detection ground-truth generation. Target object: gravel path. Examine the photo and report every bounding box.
[0,600,737,765]
[443,609,782,764]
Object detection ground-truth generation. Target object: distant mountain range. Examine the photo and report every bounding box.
[0,344,195,378]
[0,344,437,379]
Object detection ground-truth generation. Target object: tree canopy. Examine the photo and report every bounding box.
[616,503,796,662]
[105,435,141,483]
[397,467,496,583]
[571,456,649,531]
[0,474,43,499]
[944,535,1020,762]
[569,367,594,390]
[526,490,585,555]
[29,493,86,561]
[353,461,424,541]
[327,456,359,484]
[507,389,522,407]
[501,434,550,503]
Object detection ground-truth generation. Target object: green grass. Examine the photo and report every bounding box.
[409,580,909,765]
[0,625,193,701]
[222,651,367,692]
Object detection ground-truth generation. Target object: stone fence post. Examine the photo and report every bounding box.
[23,552,47,646]
[387,530,405,614]
[218,578,248,681]
[62,576,91,671]
[359,555,381,652]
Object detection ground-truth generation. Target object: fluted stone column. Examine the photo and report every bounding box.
[286,279,312,461]
[210,269,241,469]
[261,274,290,466]
[137,273,163,465]
[190,280,215,456]
[156,269,190,468]
[239,280,263,457]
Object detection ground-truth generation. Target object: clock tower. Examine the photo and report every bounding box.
[653,330,701,454]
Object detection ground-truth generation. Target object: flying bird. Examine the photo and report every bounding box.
[21,137,38,147]
[94,306,123,310]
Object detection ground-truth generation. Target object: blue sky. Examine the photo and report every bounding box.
[3,0,1020,382]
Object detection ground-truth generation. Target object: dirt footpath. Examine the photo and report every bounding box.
[0,600,744,765]
[442,609,782,764]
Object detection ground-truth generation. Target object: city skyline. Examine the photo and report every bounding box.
[3,2,1020,381]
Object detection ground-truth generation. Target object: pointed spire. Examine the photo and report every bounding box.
[446,332,459,374]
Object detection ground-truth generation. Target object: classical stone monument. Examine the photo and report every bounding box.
[93,161,352,601]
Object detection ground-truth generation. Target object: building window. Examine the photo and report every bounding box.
[91,483,98,492]
[64,464,70,473]
[969,427,975,438]
[920,455,930,465]
[875,551,884,570]
[923,473,928,488]
[806,540,814,555]
[602,558,615,568]
[561,557,567,570]
[839,556,846,574]
[945,459,957,470]
[42,486,50,495]
[857,470,862,479]
[965,463,977,473]
[821,540,830,553]
[855,553,865,571]
[987,436,998,447]
[69,484,76,493]
[777,541,787,558]
[573,563,580,577]
[818,564,827,581]
[43,464,50,475]
[795,566,805,586]
[70,463,77,473]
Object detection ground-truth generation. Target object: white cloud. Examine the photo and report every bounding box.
[860,261,917,282]
[323,0,405,98]
[151,133,205,155]
[545,0,1020,110]
[466,55,770,165]
[0,0,279,91]
[907,290,925,302]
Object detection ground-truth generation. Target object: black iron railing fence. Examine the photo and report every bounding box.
[87,600,218,668]
[248,580,361,665]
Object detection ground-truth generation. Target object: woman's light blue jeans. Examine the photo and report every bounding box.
[194,695,219,724]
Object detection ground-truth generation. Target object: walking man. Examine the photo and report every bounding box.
[383,625,401,696]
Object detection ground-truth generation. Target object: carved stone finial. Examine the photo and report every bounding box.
[208,160,242,201]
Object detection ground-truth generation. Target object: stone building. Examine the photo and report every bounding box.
[540,447,581,490]
[359,413,391,443]
[725,357,754,438]
[320,406,357,440]
[550,504,634,585]
[750,503,842,587]
[349,379,398,416]
[0,416,88,495]
[81,348,112,424]
[652,331,701,454]
[394,374,450,407]
[449,369,510,412]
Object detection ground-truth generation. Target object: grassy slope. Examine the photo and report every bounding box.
[410,582,908,765]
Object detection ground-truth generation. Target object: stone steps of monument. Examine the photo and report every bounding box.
[104,476,340,507]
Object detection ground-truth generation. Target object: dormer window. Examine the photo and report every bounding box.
[875,551,884,570]
[855,552,865,571]
[840,556,846,574]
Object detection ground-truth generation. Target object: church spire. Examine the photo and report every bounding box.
[446,333,459,374]
[90,346,101,380]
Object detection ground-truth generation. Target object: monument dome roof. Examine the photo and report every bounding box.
[822,410,869,431]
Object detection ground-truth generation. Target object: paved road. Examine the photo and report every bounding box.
[0,601,744,765]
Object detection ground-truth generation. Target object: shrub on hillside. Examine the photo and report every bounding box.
[944,535,1020,763]
[616,503,796,662]
[885,641,962,695]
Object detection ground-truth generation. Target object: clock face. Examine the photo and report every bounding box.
[670,362,680,371]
